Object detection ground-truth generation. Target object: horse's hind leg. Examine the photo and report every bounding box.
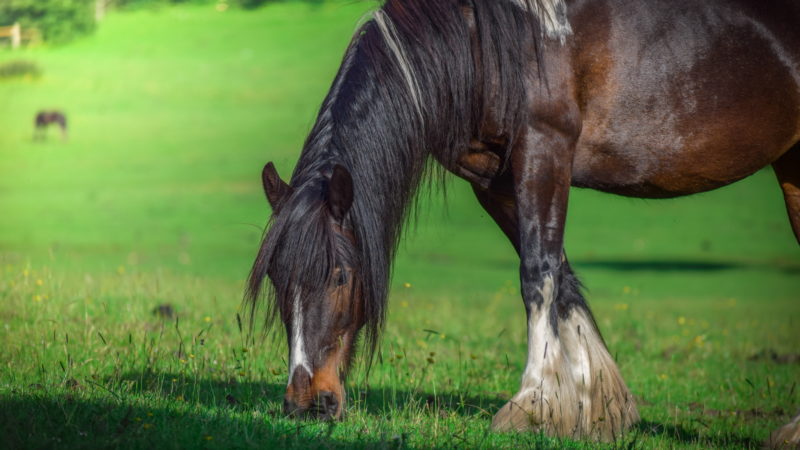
[476,127,638,441]
[766,145,800,449]
[773,144,800,244]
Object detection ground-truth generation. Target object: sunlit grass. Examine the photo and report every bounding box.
[2,259,797,448]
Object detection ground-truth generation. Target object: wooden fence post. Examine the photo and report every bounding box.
[96,0,106,21]
[11,23,21,49]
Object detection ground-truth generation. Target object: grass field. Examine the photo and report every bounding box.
[1,3,799,448]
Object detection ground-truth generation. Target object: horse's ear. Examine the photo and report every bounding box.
[262,162,291,208]
[327,165,353,221]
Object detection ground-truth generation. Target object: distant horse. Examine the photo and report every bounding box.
[247,0,800,444]
[33,110,68,141]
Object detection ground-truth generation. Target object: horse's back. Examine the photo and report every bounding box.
[569,0,800,197]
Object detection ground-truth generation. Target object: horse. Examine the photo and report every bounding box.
[247,0,800,444]
[33,110,68,141]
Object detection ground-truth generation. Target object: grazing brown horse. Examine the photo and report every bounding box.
[247,0,800,444]
[33,110,68,141]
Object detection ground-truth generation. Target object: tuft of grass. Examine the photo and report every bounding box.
[0,59,42,80]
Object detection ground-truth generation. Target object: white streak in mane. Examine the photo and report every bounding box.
[508,0,573,44]
[372,10,425,124]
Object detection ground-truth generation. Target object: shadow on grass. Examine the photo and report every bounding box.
[575,260,741,272]
[113,370,506,419]
[474,256,800,275]
[0,385,770,448]
[573,258,800,275]
[635,420,762,448]
[0,373,506,449]
[0,394,367,449]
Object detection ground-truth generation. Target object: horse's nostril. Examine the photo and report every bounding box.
[317,391,339,419]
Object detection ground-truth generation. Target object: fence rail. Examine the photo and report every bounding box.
[0,23,22,49]
[0,23,40,48]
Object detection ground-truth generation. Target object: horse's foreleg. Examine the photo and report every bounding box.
[773,143,800,245]
[489,126,638,441]
[492,260,640,441]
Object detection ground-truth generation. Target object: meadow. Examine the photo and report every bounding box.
[1,2,798,448]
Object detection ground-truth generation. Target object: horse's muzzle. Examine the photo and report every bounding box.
[283,391,340,420]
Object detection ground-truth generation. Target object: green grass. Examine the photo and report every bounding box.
[1,3,799,448]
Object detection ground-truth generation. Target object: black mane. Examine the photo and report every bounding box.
[247,0,541,355]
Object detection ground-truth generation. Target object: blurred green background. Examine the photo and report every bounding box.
[1,1,798,448]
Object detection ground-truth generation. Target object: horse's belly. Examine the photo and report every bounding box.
[571,138,783,198]
[572,98,799,198]
[570,24,800,197]
[572,91,800,198]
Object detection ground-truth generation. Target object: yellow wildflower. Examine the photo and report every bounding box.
[693,335,706,347]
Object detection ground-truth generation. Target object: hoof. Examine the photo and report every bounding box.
[767,413,800,448]
[491,383,638,441]
[491,398,535,432]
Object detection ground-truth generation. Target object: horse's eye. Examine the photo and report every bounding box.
[335,268,348,287]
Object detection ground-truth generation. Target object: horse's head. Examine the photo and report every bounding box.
[251,162,365,420]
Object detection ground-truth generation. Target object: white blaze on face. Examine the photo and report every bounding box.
[288,290,311,384]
